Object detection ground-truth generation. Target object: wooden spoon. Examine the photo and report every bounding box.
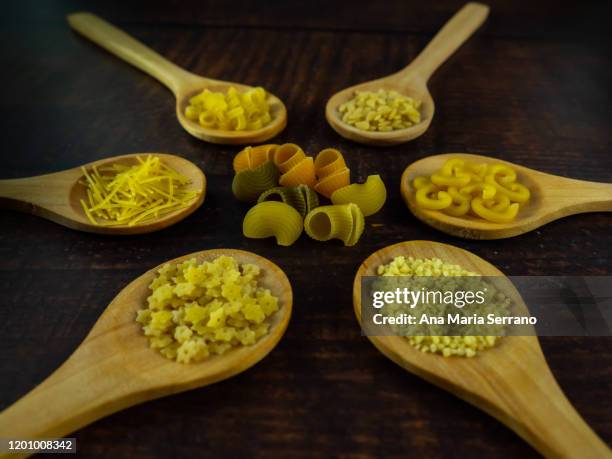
[401,153,612,239]
[0,249,292,459]
[0,153,206,235]
[353,240,610,458]
[67,13,287,145]
[325,2,489,146]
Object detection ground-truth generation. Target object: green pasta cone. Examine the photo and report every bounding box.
[257,184,319,217]
[232,160,279,202]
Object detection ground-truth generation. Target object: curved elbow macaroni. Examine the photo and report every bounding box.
[258,184,319,217]
[185,86,272,131]
[412,158,530,223]
[330,175,387,216]
[304,203,364,246]
[243,201,303,246]
[232,160,279,202]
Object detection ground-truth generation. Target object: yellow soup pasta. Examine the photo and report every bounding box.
[232,160,279,202]
[185,86,272,131]
[258,184,319,218]
[243,201,304,246]
[331,174,387,216]
[304,203,364,246]
[136,255,279,363]
[338,89,421,132]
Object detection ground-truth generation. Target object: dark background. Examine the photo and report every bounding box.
[1,0,610,457]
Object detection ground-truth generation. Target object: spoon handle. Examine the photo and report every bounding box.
[404,2,489,82]
[0,172,75,217]
[496,356,611,458]
[0,333,146,459]
[67,13,199,95]
[550,177,612,213]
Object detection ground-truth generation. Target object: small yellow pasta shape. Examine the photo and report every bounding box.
[185,86,272,131]
[330,175,387,216]
[471,198,519,223]
[273,143,306,173]
[314,148,347,179]
[258,184,319,217]
[279,157,317,188]
[314,167,350,199]
[243,201,303,246]
[415,184,452,210]
[232,160,279,202]
[304,203,364,246]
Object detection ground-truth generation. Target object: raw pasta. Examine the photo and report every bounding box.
[233,144,278,173]
[243,201,303,246]
[273,143,306,173]
[313,167,350,198]
[258,184,319,217]
[185,86,272,131]
[314,148,347,179]
[232,160,279,202]
[304,203,364,246]
[279,157,317,188]
[330,174,387,216]
[412,158,531,223]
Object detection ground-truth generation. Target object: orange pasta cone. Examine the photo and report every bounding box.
[250,144,278,169]
[233,146,253,173]
[314,148,346,179]
[314,167,350,198]
[279,157,316,188]
[273,143,306,173]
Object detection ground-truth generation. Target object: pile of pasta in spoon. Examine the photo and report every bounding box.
[231,143,388,246]
[80,155,198,226]
[412,158,530,223]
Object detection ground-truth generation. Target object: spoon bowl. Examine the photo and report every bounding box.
[325,3,489,146]
[0,153,206,234]
[68,13,287,145]
[0,249,292,457]
[353,240,609,458]
[401,153,612,239]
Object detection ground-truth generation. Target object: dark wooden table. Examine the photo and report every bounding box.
[1,1,610,457]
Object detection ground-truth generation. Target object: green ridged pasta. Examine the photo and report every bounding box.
[243,201,303,246]
[330,174,387,216]
[257,184,319,217]
[232,160,279,202]
[304,203,364,246]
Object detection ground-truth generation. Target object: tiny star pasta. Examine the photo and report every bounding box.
[136,256,279,364]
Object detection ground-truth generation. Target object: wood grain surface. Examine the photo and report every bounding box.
[0,0,610,458]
